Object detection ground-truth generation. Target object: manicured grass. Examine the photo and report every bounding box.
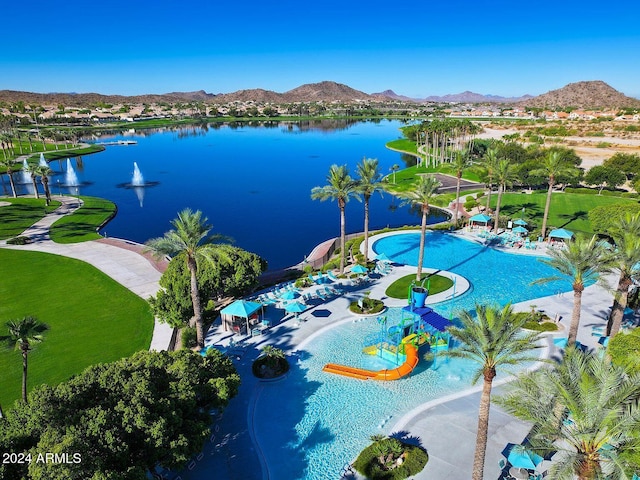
[386,274,454,299]
[386,139,418,155]
[36,144,105,161]
[0,249,154,410]
[0,198,61,240]
[490,192,639,236]
[385,164,482,194]
[49,196,117,243]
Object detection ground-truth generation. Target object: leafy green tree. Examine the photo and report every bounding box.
[356,157,384,263]
[498,347,640,480]
[535,236,612,345]
[584,165,627,194]
[588,203,640,236]
[395,175,441,281]
[447,303,542,480]
[603,152,640,179]
[0,316,48,403]
[492,159,517,234]
[311,165,360,274]
[531,151,579,238]
[0,349,239,480]
[0,158,18,197]
[145,209,233,349]
[149,245,266,328]
[605,213,640,337]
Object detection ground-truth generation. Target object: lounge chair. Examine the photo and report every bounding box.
[327,271,339,282]
[315,289,328,300]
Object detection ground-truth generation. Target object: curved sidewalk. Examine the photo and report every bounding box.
[0,196,172,351]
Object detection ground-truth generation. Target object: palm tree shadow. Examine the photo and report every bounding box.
[557,210,588,229]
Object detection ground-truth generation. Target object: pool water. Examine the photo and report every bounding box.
[197,232,570,479]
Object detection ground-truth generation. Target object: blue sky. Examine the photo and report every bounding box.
[3,0,639,98]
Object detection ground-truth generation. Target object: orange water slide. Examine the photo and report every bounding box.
[322,344,419,381]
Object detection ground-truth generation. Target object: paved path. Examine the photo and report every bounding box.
[0,196,173,350]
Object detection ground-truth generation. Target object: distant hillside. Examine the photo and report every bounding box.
[371,89,416,102]
[520,81,640,109]
[284,81,372,102]
[422,91,532,103]
[0,90,217,106]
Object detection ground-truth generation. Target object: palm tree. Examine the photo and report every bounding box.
[35,165,53,205]
[451,151,470,225]
[395,175,441,281]
[145,209,232,349]
[534,236,612,345]
[0,158,18,197]
[311,165,360,274]
[498,347,640,480]
[0,316,49,403]
[25,162,40,199]
[390,164,400,184]
[531,151,577,239]
[356,158,384,263]
[492,159,517,234]
[447,303,542,480]
[481,147,500,211]
[606,212,640,337]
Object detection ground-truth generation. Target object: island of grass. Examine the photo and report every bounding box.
[49,196,117,243]
[0,198,61,240]
[385,274,454,300]
[0,249,154,409]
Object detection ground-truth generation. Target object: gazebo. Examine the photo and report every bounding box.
[220,300,262,334]
[548,228,574,243]
[469,213,492,229]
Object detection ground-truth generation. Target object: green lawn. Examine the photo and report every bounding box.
[490,192,640,236]
[386,274,454,299]
[0,198,61,240]
[0,249,154,410]
[49,196,117,243]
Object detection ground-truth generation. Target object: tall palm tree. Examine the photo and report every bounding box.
[606,212,640,337]
[35,165,53,205]
[356,158,384,264]
[447,303,542,480]
[481,147,500,211]
[492,159,517,234]
[498,347,640,480]
[531,151,577,239]
[390,164,400,184]
[0,316,49,403]
[396,175,441,281]
[311,165,360,274]
[145,209,231,349]
[451,151,470,225]
[0,158,18,198]
[534,236,612,345]
[25,161,40,199]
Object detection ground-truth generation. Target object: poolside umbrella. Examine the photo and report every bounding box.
[513,218,528,226]
[507,444,543,470]
[549,228,574,241]
[375,253,391,263]
[351,264,368,275]
[285,300,307,319]
[280,289,300,301]
[512,226,528,235]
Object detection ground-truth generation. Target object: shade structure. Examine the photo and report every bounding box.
[280,289,300,300]
[351,264,368,274]
[469,213,492,224]
[285,301,307,313]
[512,226,528,235]
[513,218,528,226]
[220,300,262,333]
[375,253,391,263]
[507,445,543,470]
[549,228,574,240]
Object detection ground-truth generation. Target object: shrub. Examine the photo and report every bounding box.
[6,236,31,245]
[181,327,197,349]
[353,437,428,480]
[523,320,558,332]
[252,346,289,379]
[608,329,640,375]
[349,297,385,314]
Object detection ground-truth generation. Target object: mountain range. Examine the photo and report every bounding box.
[0,80,638,109]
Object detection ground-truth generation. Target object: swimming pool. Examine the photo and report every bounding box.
[248,233,568,479]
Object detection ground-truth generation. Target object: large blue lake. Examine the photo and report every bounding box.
[41,120,447,269]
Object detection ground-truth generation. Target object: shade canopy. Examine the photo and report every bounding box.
[375,253,391,263]
[280,290,300,300]
[469,213,492,224]
[513,218,528,226]
[507,445,543,470]
[512,226,528,234]
[221,300,262,318]
[351,264,368,274]
[285,301,307,313]
[549,228,574,239]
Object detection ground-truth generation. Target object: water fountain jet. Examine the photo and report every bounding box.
[65,159,80,186]
[132,162,144,186]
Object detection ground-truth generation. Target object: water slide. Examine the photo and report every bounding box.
[323,344,419,381]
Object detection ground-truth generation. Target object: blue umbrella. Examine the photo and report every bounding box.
[513,226,528,235]
[549,228,574,240]
[513,218,528,226]
[508,445,543,470]
[375,253,391,263]
[280,289,300,300]
[285,301,307,313]
[351,264,368,274]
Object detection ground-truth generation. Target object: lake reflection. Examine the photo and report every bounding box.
[39,120,449,269]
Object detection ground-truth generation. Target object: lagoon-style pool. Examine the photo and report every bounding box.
[188,232,569,480]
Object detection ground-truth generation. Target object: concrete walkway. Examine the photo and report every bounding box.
[0,196,173,350]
